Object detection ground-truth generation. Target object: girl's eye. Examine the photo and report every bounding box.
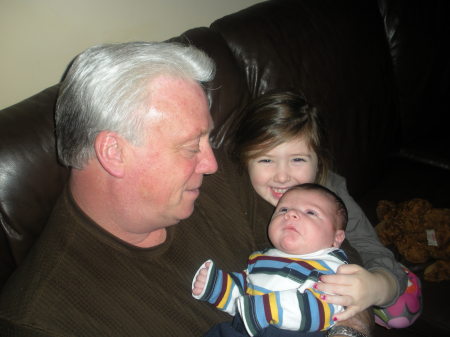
[257,159,272,163]
[292,157,306,162]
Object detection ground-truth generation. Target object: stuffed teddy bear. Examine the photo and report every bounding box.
[375,198,450,282]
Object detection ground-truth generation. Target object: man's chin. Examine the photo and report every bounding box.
[176,203,196,222]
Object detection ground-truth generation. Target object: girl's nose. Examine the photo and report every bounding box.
[274,168,290,183]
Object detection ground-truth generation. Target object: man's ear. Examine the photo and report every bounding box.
[94,131,125,178]
[333,229,346,248]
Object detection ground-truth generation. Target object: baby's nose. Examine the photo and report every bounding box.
[285,209,300,219]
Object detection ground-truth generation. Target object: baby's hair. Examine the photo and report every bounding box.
[285,183,348,230]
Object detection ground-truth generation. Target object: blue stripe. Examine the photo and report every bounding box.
[254,295,267,329]
[251,259,290,270]
[248,283,271,294]
[208,270,223,304]
[307,291,320,331]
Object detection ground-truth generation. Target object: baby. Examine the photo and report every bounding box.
[192,183,349,336]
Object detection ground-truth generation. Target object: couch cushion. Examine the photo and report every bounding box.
[0,85,69,278]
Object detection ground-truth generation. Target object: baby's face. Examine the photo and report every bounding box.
[268,189,344,255]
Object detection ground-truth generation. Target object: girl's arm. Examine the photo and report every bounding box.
[322,172,409,320]
[318,264,398,321]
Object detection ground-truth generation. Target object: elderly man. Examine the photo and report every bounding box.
[0,42,371,337]
[0,42,221,336]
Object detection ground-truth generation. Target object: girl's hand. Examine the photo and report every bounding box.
[316,264,397,322]
[192,261,211,296]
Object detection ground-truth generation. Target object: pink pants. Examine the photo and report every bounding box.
[374,266,422,329]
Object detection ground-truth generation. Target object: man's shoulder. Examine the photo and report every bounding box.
[0,317,58,337]
[0,265,61,336]
[0,237,72,322]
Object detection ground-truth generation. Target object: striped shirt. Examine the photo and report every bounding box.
[192,247,348,336]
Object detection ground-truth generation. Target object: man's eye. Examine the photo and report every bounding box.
[189,147,200,153]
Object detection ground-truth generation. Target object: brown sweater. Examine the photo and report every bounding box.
[0,151,275,337]
[0,150,360,336]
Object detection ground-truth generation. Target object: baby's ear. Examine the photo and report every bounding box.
[333,229,345,248]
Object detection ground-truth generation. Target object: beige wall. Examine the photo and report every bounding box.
[0,0,263,110]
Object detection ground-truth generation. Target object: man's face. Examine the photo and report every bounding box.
[124,75,217,230]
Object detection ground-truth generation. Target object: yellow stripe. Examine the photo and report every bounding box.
[298,259,328,271]
[249,252,264,260]
[268,292,279,324]
[246,287,265,296]
[310,289,331,329]
[217,274,232,309]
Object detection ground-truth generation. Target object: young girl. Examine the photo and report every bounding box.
[230,90,422,328]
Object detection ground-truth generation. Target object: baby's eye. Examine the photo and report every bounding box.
[305,209,318,216]
[257,158,272,163]
[278,207,288,213]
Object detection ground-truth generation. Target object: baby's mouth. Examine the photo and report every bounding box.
[284,224,299,234]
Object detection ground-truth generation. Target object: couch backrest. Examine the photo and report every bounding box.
[0,0,400,286]
[0,86,70,285]
[208,0,399,193]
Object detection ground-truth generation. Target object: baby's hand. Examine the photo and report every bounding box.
[192,261,211,296]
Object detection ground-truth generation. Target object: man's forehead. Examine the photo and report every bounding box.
[148,77,206,111]
[148,74,204,97]
[140,84,211,137]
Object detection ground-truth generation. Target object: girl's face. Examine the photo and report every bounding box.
[247,138,318,206]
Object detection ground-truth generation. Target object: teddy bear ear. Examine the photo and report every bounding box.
[404,198,433,216]
[376,200,396,221]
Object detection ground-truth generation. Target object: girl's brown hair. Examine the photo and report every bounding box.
[232,90,331,184]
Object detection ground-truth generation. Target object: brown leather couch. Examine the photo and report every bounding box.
[1,1,449,336]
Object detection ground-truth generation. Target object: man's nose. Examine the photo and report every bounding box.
[197,144,218,175]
